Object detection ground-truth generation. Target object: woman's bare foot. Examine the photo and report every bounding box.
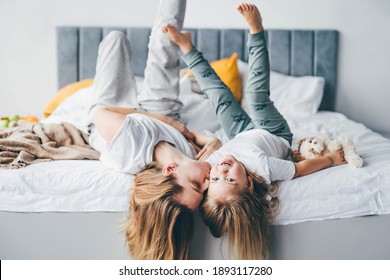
[236,3,264,34]
[162,24,193,54]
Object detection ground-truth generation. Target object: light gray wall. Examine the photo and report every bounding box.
[1,0,389,135]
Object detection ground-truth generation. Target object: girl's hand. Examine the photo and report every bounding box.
[293,148,347,178]
[196,138,222,161]
[326,149,347,166]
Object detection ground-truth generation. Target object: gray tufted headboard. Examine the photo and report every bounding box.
[57,27,338,111]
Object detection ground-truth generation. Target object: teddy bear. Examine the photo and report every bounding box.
[291,134,363,168]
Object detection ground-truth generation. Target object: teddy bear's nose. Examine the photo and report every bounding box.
[313,142,317,144]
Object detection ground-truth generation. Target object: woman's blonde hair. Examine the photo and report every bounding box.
[200,171,278,259]
[126,162,193,260]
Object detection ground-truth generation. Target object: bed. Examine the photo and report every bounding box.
[1,26,390,260]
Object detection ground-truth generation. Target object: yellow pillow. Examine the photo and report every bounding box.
[183,53,242,102]
[44,79,94,118]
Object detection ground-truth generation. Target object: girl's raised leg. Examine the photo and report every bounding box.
[238,3,293,144]
[163,25,255,140]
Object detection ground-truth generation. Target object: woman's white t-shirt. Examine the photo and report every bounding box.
[89,113,196,174]
[206,129,295,184]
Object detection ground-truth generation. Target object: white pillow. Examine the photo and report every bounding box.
[238,59,325,120]
[41,87,93,132]
[178,75,221,132]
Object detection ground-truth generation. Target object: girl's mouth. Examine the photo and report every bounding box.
[220,160,232,166]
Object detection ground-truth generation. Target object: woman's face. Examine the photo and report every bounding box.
[207,155,251,201]
[173,160,211,210]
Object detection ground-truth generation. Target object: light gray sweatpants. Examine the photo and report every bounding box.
[89,0,186,120]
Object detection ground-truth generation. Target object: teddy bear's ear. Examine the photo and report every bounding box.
[291,151,302,162]
[296,138,305,151]
[298,138,305,144]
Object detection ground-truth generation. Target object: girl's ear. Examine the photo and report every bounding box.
[162,162,178,176]
[247,175,254,193]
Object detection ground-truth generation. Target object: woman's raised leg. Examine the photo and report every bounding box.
[137,0,186,120]
[238,4,293,144]
[89,31,138,119]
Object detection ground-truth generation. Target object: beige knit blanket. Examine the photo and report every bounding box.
[0,122,99,168]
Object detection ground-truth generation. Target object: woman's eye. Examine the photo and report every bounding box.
[211,177,218,181]
[226,178,235,182]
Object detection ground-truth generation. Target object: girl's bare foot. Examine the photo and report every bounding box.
[236,3,264,34]
[162,24,193,54]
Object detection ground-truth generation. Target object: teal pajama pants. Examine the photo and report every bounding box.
[181,31,293,144]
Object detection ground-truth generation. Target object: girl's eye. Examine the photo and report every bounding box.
[211,177,218,181]
[226,178,235,183]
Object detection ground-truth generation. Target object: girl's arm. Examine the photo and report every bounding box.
[93,107,194,143]
[293,150,347,178]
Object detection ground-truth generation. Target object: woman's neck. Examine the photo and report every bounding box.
[153,141,186,165]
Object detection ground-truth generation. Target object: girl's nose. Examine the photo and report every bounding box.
[218,165,229,173]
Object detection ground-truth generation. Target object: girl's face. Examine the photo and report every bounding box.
[207,155,252,201]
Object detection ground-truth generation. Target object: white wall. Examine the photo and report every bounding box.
[1,0,389,135]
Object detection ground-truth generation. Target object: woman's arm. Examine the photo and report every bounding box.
[293,150,347,178]
[93,107,194,143]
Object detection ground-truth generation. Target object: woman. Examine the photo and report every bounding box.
[163,3,346,259]
[88,0,218,259]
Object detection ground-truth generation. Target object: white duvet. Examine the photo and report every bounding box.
[1,77,390,225]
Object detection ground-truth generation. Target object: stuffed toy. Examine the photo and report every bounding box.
[291,134,363,168]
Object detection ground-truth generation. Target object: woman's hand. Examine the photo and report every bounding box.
[196,138,222,161]
[188,139,202,154]
[165,118,195,141]
[157,115,195,140]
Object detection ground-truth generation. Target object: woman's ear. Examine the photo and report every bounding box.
[162,162,178,176]
[247,175,254,193]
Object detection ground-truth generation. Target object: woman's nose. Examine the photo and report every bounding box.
[200,179,209,193]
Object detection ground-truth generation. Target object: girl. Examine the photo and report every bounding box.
[88,0,218,259]
[163,3,346,259]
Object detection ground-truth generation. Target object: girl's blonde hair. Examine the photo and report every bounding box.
[200,171,279,259]
[126,162,193,260]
